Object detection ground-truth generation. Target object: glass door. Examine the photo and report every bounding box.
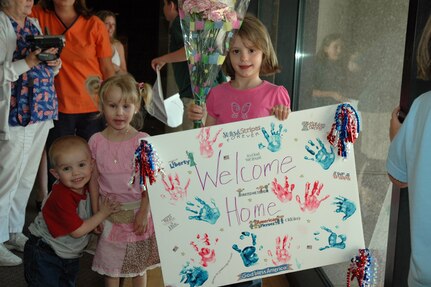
[292,0,409,285]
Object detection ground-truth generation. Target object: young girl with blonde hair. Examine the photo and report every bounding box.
[86,74,160,287]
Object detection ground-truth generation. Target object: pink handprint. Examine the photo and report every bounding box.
[272,176,295,202]
[295,181,330,213]
[190,233,218,267]
[267,235,292,265]
[162,173,190,202]
[197,127,222,158]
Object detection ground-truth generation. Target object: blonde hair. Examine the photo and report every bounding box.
[86,73,152,130]
[48,136,91,168]
[417,15,431,80]
[224,14,280,79]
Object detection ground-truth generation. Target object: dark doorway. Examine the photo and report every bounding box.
[87,1,160,84]
[86,1,165,135]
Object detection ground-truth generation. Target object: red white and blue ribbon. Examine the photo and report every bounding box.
[327,103,360,158]
[347,248,378,287]
[129,139,163,192]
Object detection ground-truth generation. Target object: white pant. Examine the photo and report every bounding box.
[0,120,52,243]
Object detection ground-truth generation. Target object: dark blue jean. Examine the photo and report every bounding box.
[24,235,80,287]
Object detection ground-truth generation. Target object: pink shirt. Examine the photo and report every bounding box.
[206,81,291,125]
[89,132,149,203]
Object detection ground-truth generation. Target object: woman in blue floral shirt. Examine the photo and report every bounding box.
[0,0,61,267]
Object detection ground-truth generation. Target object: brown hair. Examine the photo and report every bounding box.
[48,135,91,168]
[223,14,280,79]
[417,15,431,80]
[316,33,343,61]
[96,10,118,42]
[166,0,178,9]
[86,74,152,130]
[38,0,92,18]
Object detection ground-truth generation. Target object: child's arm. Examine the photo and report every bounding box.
[70,196,120,238]
[133,191,150,235]
[271,105,291,121]
[205,115,216,126]
[89,165,100,215]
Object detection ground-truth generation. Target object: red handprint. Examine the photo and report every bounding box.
[190,233,218,267]
[162,173,190,202]
[197,127,222,158]
[267,235,292,265]
[295,181,330,212]
[272,176,295,202]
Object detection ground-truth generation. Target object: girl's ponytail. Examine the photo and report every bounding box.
[85,75,103,107]
[137,82,153,112]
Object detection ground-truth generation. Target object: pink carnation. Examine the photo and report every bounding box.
[183,0,212,14]
[207,8,228,22]
[183,0,237,22]
[224,10,237,22]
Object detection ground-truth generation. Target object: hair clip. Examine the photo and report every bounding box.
[137,82,146,90]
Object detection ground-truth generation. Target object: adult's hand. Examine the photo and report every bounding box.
[25,48,41,68]
[151,57,166,71]
[389,106,402,141]
[43,48,61,67]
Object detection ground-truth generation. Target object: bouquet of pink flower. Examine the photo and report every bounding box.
[179,0,250,127]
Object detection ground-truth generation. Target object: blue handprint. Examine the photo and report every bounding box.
[179,262,208,287]
[304,138,335,170]
[314,226,347,251]
[259,122,284,152]
[232,231,259,267]
[333,196,356,221]
[186,197,220,225]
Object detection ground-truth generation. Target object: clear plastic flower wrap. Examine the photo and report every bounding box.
[178,0,250,127]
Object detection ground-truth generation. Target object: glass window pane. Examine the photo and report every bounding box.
[294,0,409,285]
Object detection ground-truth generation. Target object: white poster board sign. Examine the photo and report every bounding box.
[146,105,364,287]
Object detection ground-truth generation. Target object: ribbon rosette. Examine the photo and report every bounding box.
[179,0,250,127]
[347,248,378,287]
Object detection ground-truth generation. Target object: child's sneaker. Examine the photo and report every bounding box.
[4,233,28,252]
[0,244,22,266]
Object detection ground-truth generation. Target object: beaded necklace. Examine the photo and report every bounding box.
[106,127,130,164]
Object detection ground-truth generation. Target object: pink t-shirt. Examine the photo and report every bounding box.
[206,81,291,125]
[88,132,149,203]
